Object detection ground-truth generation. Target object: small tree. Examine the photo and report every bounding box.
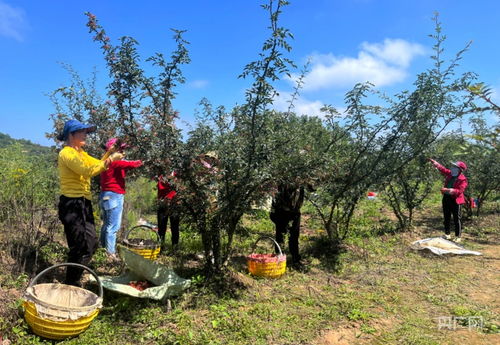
[173,0,297,276]
[309,15,477,243]
[383,157,435,230]
[459,114,500,215]
[49,13,190,179]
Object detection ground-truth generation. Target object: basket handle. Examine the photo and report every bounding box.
[28,263,103,299]
[251,236,283,256]
[123,225,161,243]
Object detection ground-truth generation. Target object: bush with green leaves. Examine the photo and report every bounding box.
[458,114,500,215]
[383,158,435,230]
[49,11,189,178]
[0,144,60,274]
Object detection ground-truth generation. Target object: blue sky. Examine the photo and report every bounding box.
[1,0,499,146]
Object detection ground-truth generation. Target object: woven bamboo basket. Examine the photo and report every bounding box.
[23,263,103,340]
[247,236,286,278]
[122,225,161,260]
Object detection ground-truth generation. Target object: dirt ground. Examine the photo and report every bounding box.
[315,214,500,345]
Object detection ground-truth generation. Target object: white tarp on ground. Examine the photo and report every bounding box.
[93,246,190,301]
[411,237,482,256]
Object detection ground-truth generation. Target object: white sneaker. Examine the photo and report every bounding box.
[107,253,121,263]
[454,237,462,243]
[443,234,451,240]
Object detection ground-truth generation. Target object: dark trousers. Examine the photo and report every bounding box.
[157,203,180,246]
[270,209,301,264]
[442,195,462,237]
[58,195,98,286]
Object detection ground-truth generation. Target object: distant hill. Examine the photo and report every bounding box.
[0,132,52,156]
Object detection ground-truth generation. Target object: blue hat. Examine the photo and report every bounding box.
[57,119,96,141]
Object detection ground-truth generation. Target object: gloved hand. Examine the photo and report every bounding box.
[109,152,124,162]
[104,152,124,168]
[440,187,452,195]
[101,145,119,161]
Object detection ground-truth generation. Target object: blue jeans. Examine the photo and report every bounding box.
[99,191,124,254]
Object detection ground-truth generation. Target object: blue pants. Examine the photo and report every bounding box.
[99,191,124,254]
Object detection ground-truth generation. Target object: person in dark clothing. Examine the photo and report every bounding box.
[156,173,181,249]
[429,159,468,242]
[270,183,305,266]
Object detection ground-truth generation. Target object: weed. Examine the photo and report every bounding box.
[360,323,377,334]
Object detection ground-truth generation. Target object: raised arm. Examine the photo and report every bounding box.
[428,158,450,176]
[112,160,143,170]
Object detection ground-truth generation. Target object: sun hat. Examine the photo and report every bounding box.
[451,161,467,171]
[57,119,96,141]
[204,151,218,159]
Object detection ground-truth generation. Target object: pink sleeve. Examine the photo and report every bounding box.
[431,160,450,176]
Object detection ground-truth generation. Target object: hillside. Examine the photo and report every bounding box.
[0,132,52,156]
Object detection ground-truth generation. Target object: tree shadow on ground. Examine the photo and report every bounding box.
[302,235,345,273]
[168,251,251,300]
[230,254,248,273]
[467,237,500,246]
[412,214,443,235]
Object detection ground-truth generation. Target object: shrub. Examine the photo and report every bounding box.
[0,144,60,275]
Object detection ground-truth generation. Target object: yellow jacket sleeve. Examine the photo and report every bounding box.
[58,146,107,199]
[60,148,106,178]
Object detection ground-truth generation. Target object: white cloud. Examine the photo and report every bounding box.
[361,39,424,68]
[273,91,325,118]
[490,86,499,102]
[293,38,425,91]
[293,98,325,117]
[189,79,209,89]
[0,1,27,41]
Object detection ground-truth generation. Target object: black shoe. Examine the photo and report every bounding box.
[291,260,306,271]
[160,242,168,254]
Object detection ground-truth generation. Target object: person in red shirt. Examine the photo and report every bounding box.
[156,172,180,250]
[429,159,468,242]
[99,138,142,259]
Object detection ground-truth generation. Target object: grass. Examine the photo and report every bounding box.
[0,202,498,344]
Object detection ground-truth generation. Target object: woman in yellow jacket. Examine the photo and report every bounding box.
[57,119,122,286]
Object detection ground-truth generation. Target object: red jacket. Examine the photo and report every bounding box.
[430,159,468,205]
[157,174,177,200]
[100,160,142,194]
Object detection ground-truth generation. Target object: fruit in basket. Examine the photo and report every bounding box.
[128,280,152,291]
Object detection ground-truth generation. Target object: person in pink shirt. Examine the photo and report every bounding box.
[99,138,142,259]
[429,158,468,242]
